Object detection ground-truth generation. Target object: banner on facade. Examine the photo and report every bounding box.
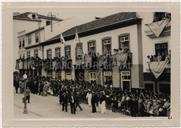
[19,60,23,70]
[113,52,128,66]
[146,18,170,37]
[148,58,169,79]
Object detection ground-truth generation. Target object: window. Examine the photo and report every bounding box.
[88,40,96,55]
[46,20,51,26]
[55,47,61,58]
[27,51,30,58]
[28,35,32,45]
[35,32,40,43]
[76,43,83,60]
[102,37,111,54]
[22,39,25,47]
[153,12,171,22]
[34,49,38,58]
[65,45,71,58]
[119,34,129,50]
[47,49,52,59]
[19,40,21,49]
[155,43,168,57]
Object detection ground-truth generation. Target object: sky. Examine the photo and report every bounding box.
[15,7,136,25]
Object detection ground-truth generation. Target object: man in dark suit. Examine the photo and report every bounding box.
[69,92,76,114]
[62,91,68,112]
[75,91,83,111]
[91,92,97,113]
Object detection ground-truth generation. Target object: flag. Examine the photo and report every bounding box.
[148,58,169,79]
[74,31,80,43]
[60,33,65,44]
[146,18,170,37]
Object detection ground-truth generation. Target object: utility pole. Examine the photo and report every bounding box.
[50,12,53,32]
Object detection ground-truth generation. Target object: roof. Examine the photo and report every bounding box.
[47,12,139,42]
[18,27,45,38]
[25,12,141,49]
[13,12,62,22]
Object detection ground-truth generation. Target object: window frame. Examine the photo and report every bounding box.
[55,47,61,58]
[34,49,38,58]
[35,32,40,43]
[102,37,112,54]
[155,42,168,56]
[27,51,31,58]
[64,45,71,59]
[47,49,52,59]
[75,43,83,60]
[88,40,96,55]
[118,33,130,50]
[28,34,32,45]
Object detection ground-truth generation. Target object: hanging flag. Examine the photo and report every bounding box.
[146,18,170,37]
[60,33,65,44]
[148,58,170,79]
[74,30,80,43]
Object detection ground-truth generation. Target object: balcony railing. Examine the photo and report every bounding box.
[147,53,171,70]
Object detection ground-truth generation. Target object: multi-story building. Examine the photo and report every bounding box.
[14,12,62,75]
[15,12,171,94]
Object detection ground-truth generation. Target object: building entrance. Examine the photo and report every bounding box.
[120,71,131,90]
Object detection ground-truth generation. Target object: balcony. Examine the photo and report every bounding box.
[53,57,62,71]
[84,53,98,70]
[63,57,73,71]
[147,53,170,69]
[147,53,171,79]
[43,58,54,71]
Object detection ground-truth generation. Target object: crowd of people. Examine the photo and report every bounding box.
[14,77,170,117]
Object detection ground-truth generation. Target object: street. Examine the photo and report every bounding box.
[14,93,129,118]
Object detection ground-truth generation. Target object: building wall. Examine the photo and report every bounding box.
[43,24,142,87]
[13,20,40,69]
[138,12,171,73]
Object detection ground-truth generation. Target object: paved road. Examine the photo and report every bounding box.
[14,93,129,118]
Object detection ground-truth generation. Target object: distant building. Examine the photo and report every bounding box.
[13,12,62,70]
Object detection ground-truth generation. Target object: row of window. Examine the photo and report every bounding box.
[19,39,25,49]
[25,34,168,60]
[19,32,40,49]
[45,34,130,60]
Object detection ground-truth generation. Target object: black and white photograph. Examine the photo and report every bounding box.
[2,2,180,128]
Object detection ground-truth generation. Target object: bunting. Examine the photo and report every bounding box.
[148,57,170,79]
[146,18,170,37]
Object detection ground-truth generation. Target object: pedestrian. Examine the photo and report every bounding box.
[86,90,92,106]
[62,91,68,112]
[14,79,19,93]
[75,91,83,111]
[70,92,76,114]
[24,87,31,103]
[39,81,44,95]
[100,91,106,114]
[19,80,24,93]
[91,92,97,113]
